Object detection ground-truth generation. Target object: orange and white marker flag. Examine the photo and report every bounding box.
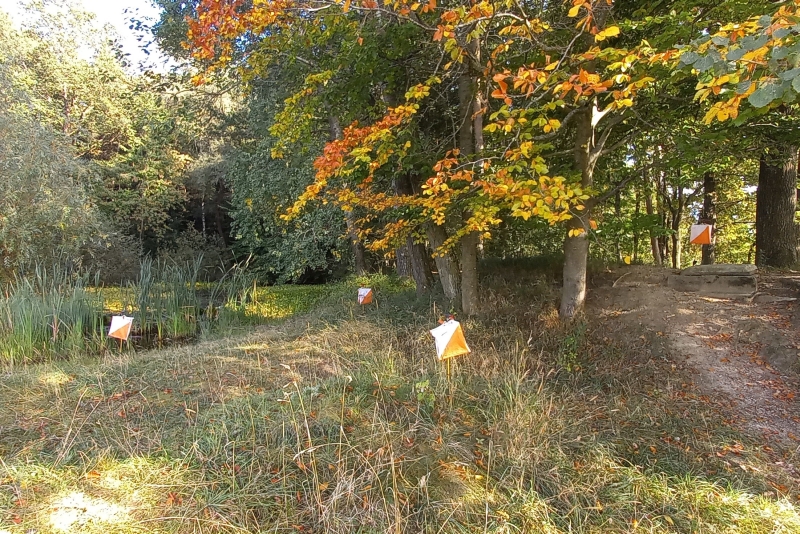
[358,287,373,305]
[430,320,471,361]
[108,315,133,341]
[690,224,712,245]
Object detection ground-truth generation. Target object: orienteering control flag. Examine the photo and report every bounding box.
[108,315,133,341]
[690,224,712,245]
[358,287,373,305]
[429,319,471,361]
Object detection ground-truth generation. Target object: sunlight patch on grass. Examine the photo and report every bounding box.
[242,285,329,320]
[37,370,73,386]
[47,491,129,533]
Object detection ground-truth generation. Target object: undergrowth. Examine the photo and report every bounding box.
[1,269,798,533]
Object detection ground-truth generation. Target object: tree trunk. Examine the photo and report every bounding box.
[560,106,594,318]
[457,57,481,315]
[670,188,683,269]
[756,147,798,267]
[614,190,622,262]
[633,190,640,263]
[671,222,682,269]
[645,191,662,266]
[330,115,367,274]
[559,4,612,318]
[345,212,367,275]
[561,215,590,318]
[406,236,434,295]
[393,174,434,294]
[396,244,412,277]
[663,171,685,269]
[427,223,461,304]
[701,171,716,265]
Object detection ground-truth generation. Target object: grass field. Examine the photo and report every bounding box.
[1,269,799,533]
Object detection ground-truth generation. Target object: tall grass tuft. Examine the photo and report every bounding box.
[0,256,323,365]
[0,264,104,364]
[129,257,202,343]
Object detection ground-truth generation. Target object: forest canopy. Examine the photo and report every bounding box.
[2,0,800,314]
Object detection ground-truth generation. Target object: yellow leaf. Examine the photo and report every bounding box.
[702,106,718,125]
[343,0,351,11]
[624,255,631,265]
[595,26,620,42]
[567,5,580,17]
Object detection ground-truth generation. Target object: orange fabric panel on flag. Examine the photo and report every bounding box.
[690,224,712,245]
[439,325,470,360]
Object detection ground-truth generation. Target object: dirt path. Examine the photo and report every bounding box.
[590,267,800,446]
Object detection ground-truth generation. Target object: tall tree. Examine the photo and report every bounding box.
[756,145,798,267]
[701,171,717,265]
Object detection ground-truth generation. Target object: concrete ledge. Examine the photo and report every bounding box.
[667,274,757,295]
[680,264,757,276]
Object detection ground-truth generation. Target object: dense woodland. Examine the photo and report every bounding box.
[6,3,800,532]
[2,0,800,316]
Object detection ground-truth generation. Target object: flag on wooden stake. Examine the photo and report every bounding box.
[430,320,471,360]
[357,287,373,305]
[690,224,712,245]
[108,315,133,341]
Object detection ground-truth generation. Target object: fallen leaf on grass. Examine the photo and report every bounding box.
[165,492,182,506]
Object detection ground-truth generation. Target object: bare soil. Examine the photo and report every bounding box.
[589,266,800,448]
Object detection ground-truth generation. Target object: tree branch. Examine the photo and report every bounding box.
[532,106,584,141]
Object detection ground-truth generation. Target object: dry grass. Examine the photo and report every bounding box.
[1,268,799,533]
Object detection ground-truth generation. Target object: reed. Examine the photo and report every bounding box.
[0,264,104,364]
[0,257,314,364]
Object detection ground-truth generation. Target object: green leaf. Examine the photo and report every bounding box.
[736,80,752,94]
[694,55,715,73]
[774,28,791,39]
[726,48,745,61]
[748,83,781,108]
[773,46,790,60]
[711,36,729,46]
[780,68,800,81]
[740,35,768,52]
[679,51,699,65]
[793,75,800,94]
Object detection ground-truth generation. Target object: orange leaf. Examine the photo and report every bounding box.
[165,492,183,506]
